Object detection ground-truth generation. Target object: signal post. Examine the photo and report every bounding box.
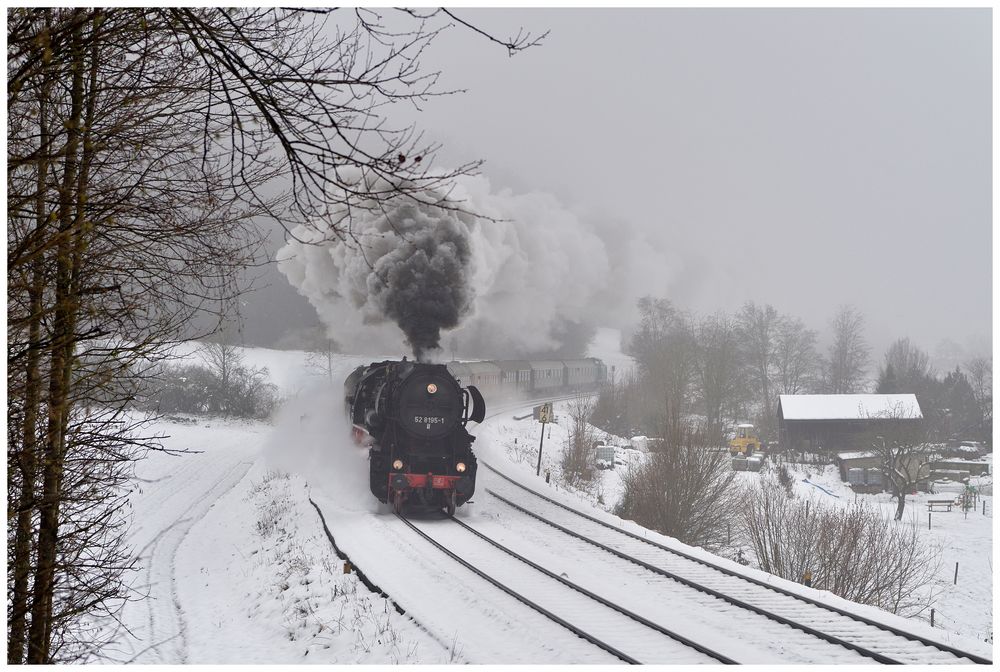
[535,402,552,476]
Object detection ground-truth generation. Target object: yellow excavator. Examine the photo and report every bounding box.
[729,424,762,457]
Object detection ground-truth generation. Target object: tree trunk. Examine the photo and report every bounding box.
[26,12,86,663]
[894,491,906,521]
[8,65,51,661]
[8,265,43,663]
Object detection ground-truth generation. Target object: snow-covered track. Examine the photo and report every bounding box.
[396,513,724,664]
[482,461,991,665]
[308,498,404,614]
[448,515,735,664]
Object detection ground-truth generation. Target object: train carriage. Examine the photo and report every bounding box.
[529,360,566,393]
[460,361,502,397]
[562,357,607,391]
[496,360,532,397]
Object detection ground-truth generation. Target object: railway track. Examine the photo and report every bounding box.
[395,512,731,664]
[480,460,991,665]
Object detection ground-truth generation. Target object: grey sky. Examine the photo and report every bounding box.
[401,8,991,361]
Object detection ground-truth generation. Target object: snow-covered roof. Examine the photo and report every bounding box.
[464,361,501,374]
[494,360,530,372]
[837,450,878,461]
[561,358,598,367]
[779,394,922,421]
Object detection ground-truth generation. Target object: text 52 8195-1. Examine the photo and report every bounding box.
[414,416,445,424]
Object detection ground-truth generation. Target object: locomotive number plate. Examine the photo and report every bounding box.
[432,476,447,488]
[414,416,445,424]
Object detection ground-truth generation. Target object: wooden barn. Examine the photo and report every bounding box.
[777,394,923,456]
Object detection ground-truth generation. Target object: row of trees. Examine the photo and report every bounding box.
[594,297,873,440]
[8,8,540,663]
[876,337,991,443]
[142,343,280,420]
[9,9,263,662]
[593,297,992,445]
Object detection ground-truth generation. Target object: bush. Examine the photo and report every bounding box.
[742,475,940,616]
[561,396,598,485]
[142,344,279,419]
[615,429,740,552]
[777,464,795,498]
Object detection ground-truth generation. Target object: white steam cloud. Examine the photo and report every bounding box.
[277,172,630,359]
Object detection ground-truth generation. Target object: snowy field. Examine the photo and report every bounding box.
[735,459,994,644]
[97,337,992,663]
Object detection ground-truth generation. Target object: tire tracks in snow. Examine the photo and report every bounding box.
[130,457,255,663]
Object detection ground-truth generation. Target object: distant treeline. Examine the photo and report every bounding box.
[591,298,991,445]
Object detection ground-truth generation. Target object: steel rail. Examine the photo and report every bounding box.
[482,460,992,665]
[485,486,902,665]
[308,498,405,614]
[393,513,640,664]
[447,516,736,664]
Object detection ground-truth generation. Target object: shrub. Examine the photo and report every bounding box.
[742,475,940,616]
[561,396,598,485]
[141,344,279,419]
[615,428,741,552]
[777,464,795,498]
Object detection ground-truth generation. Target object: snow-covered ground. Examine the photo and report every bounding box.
[732,458,994,644]
[97,336,992,663]
[500,402,994,649]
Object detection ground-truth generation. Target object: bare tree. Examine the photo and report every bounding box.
[773,316,821,396]
[736,302,782,438]
[615,425,740,553]
[824,305,871,394]
[695,311,743,434]
[560,395,598,486]
[965,355,992,443]
[879,337,932,387]
[629,298,698,444]
[864,403,932,521]
[306,338,339,384]
[7,7,542,663]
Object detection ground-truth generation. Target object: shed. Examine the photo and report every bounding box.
[778,394,923,456]
[930,459,990,477]
[835,450,931,493]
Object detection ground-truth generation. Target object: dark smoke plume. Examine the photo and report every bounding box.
[278,172,636,360]
[370,204,473,360]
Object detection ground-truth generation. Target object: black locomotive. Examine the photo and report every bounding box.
[344,359,486,515]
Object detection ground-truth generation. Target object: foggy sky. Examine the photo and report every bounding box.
[394,8,992,360]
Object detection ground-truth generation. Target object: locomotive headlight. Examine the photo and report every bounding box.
[456,462,467,473]
[426,383,438,394]
[392,459,404,471]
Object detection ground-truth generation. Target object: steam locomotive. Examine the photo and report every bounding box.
[344,359,486,515]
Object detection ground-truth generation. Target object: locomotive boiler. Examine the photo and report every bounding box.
[344,359,486,515]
